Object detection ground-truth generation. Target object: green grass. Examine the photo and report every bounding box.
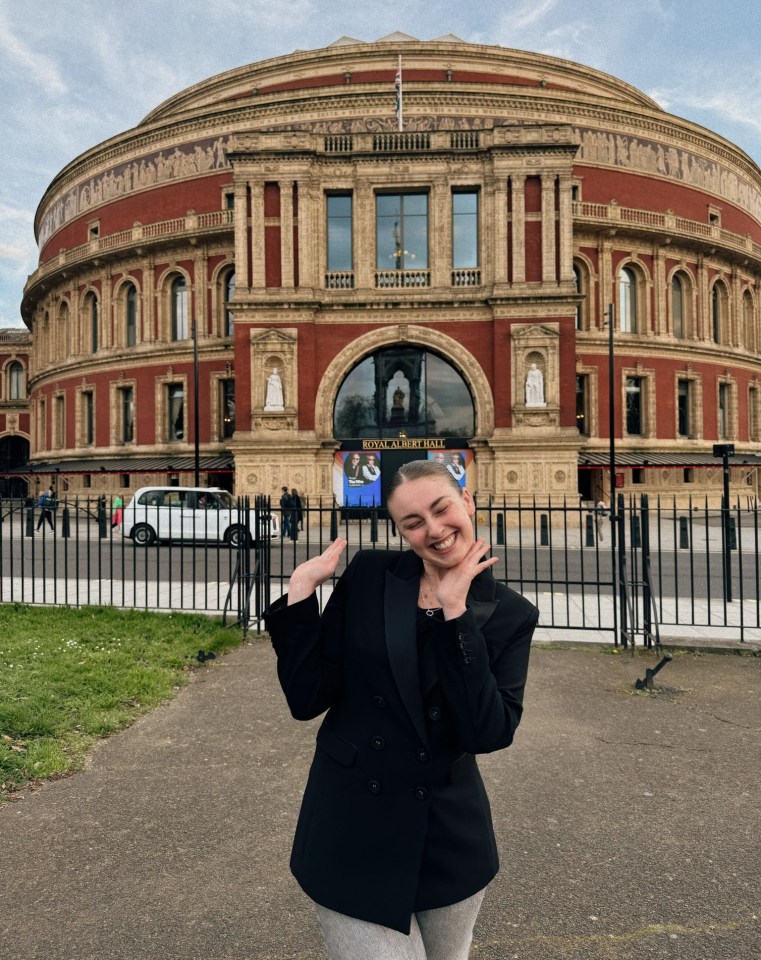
[0,604,244,799]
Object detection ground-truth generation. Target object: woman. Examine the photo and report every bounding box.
[445,453,466,487]
[344,452,363,484]
[263,460,538,959]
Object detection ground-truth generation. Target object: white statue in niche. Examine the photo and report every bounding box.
[525,363,546,407]
[264,367,285,411]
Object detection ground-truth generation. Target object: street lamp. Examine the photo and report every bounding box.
[712,442,734,602]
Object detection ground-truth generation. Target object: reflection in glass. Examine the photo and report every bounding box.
[327,195,353,271]
[452,191,478,268]
[333,347,474,439]
[376,194,428,270]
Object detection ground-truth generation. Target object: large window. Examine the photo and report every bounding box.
[220,379,235,439]
[625,376,643,435]
[333,346,474,440]
[171,276,189,341]
[576,374,589,435]
[223,270,236,337]
[83,391,94,445]
[126,284,138,347]
[452,191,478,268]
[376,193,428,271]
[672,275,685,339]
[712,282,727,345]
[677,380,691,438]
[86,293,99,353]
[7,361,24,400]
[121,386,135,443]
[619,266,637,333]
[326,194,353,283]
[718,383,731,439]
[167,384,185,441]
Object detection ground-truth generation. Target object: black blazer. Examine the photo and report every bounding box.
[263,548,538,934]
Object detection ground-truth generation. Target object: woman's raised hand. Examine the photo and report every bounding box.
[434,538,498,620]
[287,538,348,605]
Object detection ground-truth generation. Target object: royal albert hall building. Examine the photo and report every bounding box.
[16,33,761,505]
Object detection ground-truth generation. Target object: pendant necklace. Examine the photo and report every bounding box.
[419,576,441,616]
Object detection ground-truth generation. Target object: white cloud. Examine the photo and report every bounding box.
[0,5,67,96]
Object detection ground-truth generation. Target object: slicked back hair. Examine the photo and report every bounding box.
[386,459,463,507]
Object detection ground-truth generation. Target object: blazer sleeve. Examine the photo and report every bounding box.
[429,590,538,755]
[262,554,358,721]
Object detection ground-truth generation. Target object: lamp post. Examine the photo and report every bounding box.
[712,442,734,602]
[193,315,200,487]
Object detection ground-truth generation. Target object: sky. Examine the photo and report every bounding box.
[2,0,761,328]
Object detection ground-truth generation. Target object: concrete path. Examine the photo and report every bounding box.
[1,638,760,959]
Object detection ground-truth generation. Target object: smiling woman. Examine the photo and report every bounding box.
[263,458,539,959]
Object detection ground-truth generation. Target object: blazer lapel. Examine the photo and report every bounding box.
[384,553,429,747]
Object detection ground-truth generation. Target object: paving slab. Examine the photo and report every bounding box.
[1,639,759,960]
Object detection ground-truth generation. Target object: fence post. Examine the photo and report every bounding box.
[641,495,652,646]
[585,513,595,546]
[330,506,338,541]
[61,504,71,538]
[728,516,737,550]
[539,514,549,546]
[370,507,378,543]
[26,503,34,537]
[631,514,641,548]
[678,516,689,548]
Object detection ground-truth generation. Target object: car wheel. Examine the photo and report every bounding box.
[132,523,157,546]
[225,525,250,548]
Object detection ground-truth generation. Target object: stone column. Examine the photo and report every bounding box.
[541,174,556,283]
[233,179,250,289]
[653,245,666,336]
[696,255,708,342]
[510,175,526,284]
[557,173,574,282]
[491,178,508,285]
[280,180,295,289]
[430,177,449,288]
[250,181,266,290]
[355,181,374,290]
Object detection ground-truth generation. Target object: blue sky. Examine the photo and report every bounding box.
[2,0,760,328]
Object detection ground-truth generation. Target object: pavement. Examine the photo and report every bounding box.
[1,636,760,960]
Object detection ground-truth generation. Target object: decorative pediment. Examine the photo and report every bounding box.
[249,327,298,345]
[511,323,560,341]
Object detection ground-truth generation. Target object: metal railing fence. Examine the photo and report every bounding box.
[2,493,759,645]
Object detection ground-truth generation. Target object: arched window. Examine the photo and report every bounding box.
[8,361,24,400]
[672,274,685,339]
[743,290,755,353]
[57,301,70,356]
[223,269,236,337]
[618,266,638,333]
[333,346,475,440]
[573,264,583,330]
[712,281,727,345]
[85,293,98,353]
[125,283,138,347]
[171,276,189,341]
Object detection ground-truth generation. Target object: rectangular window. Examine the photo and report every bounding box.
[220,379,235,439]
[718,383,730,439]
[39,398,47,449]
[376,193,428,270]
[452,191,479,268]
[684,468,694,483]
[120,473,130,489]
[677,380,691,438]
[575,374,589,436]
[83,391,94,445]
[326,194,353,272]
[749,386,760,442]
[54,395,65,449]
[167,384,185,441]
[632,468,644,484]
[625,376,642,435]
[121,387,135,443]
[83,474,92,488]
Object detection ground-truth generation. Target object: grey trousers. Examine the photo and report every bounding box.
[314,888,486,960]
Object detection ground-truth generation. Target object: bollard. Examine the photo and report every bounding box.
[585,513,595,546]
[61,505,71,538]
[678,516,689,549]
[97,498,107,538]
[728,516,737,550]
[496,513,505,546]
[539,514,549,546]
[635,653,673,690]
[330,507,338,541]
[370,508,378,543]
[26,506,35,537]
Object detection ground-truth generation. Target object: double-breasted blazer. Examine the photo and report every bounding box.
[263,548,538,934]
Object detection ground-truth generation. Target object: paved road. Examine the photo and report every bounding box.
[1,640,759,959]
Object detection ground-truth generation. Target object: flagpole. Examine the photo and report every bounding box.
[395,55,403,131]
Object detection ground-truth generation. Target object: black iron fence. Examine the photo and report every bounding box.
[2,493,759,645]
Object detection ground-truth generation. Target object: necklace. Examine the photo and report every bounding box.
[419,575,442,616]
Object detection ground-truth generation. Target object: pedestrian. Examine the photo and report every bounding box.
[111,495,124,530]
[291,487,304,532]
[279,485,293,539]
[263,459,539,959]
[595,499,608,542]
[36,486,55,532]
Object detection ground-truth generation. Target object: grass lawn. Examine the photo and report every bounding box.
[0,604,244,799]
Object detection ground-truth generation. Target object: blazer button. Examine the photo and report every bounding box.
[371,736,386,751]
[414,786,429,801]
[373,695,386,707]
[416,748,430,763]
[368,780,382,795]
[428,706,441,721]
